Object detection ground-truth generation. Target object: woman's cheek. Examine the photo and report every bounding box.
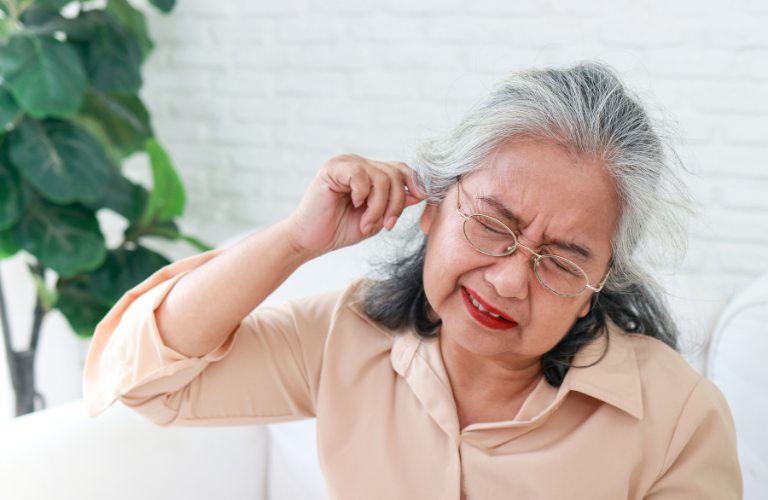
[526,293,581,353]
[423,235,461,309]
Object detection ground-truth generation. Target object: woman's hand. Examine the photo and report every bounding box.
[154,154,423,358]
[287,154,426,257]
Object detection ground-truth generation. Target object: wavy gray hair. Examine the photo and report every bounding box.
[362,61,690,386]
[408,61,693,293]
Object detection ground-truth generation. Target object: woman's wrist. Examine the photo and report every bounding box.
[280,215,328,263]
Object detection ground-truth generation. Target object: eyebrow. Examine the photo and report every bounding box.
[477,195,595,262]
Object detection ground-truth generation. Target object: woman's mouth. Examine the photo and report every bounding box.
[461,287,518,330]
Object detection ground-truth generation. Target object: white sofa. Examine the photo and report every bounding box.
[1,235,766,500]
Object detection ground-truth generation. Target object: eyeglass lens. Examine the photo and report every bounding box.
[463,215,588,295]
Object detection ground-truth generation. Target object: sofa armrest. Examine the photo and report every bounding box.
[706,273,768,499]
[0,400,269,500]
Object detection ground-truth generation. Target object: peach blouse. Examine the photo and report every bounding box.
[84,250,742,499]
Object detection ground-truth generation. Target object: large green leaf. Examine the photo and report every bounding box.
[77,91,153,159]
[83,170,148,225]
[67,113,119,161]
[90,245,169,306]
[8,118,113,204]
[0,87,21,132]
[33,0,72,10]
[10,198,107,278]
[79,12,142,94]
[24,11,96,40]
[105,0,154,59]
[140,139,185,226]
[149,0,175,14]
[20,5,62,27]
[0,229,20,259]
[0,154,31,230]
[138,220,212,252]
[56,277,110,337]
[0,33,87,119]
[174,234,212,252]
[0,17,12,39]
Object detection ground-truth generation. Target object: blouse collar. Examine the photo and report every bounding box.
[350,299,644,448]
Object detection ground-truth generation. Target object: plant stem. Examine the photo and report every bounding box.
[12,350,35,415]
[0,264,16,382]
[29,293,44,352]
[0,262,47,416]
[28,263,46,352]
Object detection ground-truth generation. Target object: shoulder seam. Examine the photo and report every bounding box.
[653,377,707,483]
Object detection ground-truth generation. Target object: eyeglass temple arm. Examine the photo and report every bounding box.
[586,268,611,293]
[455,179,470,220]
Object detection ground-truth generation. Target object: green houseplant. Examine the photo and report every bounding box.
[0,0,210,416]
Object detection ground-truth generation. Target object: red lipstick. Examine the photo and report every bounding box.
[461,287,518,330]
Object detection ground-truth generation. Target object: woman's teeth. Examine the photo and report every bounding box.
[470,294,501,318]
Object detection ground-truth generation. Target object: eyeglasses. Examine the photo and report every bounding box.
[455,180,610,297]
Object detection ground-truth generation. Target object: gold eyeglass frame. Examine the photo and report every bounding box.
[455,179,610,297]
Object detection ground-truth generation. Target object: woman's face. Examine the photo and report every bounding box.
[420,140,619,368]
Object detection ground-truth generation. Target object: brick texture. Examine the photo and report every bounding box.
[136,0,768,285]
[6,0,768,420]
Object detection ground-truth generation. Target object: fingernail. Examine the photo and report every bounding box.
[386,216,397,229]
[362,224,373,234]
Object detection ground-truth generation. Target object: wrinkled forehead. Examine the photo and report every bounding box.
[461,141,620,258]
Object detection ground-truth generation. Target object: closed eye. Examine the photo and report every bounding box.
[554,260,579,276]
[476,217,512,236]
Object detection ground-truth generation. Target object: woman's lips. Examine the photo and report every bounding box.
[461,287,518,330]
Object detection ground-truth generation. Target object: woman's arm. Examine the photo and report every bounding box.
[643,379,742,499]
[154,155,424,358]
[154,220,309,358]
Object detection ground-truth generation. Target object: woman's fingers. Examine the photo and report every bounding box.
[322,155,426,235]
[381,167,406,231]
[344,163,371,208]
[388,161,427,206]
[372,161,427,230]
[360,169,392,233]
[361,160,410,232]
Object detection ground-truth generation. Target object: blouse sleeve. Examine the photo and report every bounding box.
[83,249,343,427]
[643,379,743,500]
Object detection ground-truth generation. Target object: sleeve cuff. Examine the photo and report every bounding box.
[83,252,238,417]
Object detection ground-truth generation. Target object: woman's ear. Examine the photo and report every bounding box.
[420,203,438,235]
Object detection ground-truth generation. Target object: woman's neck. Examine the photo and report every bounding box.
[440,335,544,430]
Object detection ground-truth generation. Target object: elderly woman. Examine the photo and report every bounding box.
[84,62,741,499]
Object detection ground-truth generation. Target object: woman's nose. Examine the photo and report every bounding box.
[483,248,532,300]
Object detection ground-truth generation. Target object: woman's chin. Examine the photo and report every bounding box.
[442,319,523,359]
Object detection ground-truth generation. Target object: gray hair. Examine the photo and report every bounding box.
[408,61,694,293]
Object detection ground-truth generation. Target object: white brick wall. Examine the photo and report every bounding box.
[3,0,768,419]
[136,0,768,295]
